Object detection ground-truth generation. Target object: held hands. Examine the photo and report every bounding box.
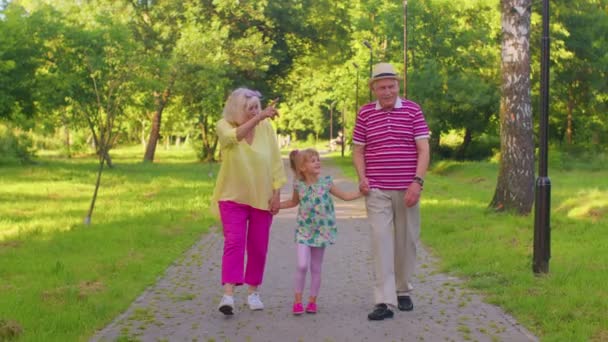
[269,191,280,215]
[358,177,370,196]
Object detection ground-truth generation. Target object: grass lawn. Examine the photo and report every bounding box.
[327,152,608,342]
[2,145,606,341]
[0,146,219,341]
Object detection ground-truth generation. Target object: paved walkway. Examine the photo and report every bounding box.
[91,158,537,342]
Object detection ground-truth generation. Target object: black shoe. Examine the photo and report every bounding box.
[397,295,414,311]
[219,304,234,315]
[367,303,394,321]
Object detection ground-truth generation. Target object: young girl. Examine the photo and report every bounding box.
[280,148,362,315]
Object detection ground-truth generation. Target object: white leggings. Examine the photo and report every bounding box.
[294,243,326,297]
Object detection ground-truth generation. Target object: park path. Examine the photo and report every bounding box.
[91,157,537,342]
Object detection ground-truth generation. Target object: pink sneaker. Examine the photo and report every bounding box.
[305,302,317,314]
[293,302,304,315]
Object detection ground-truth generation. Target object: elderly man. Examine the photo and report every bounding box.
[352,62,430,321]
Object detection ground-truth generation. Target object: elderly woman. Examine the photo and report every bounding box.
[211,88,286,315]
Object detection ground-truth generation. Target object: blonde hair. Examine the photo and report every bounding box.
[289,148,320,181]
[222,88,262,125]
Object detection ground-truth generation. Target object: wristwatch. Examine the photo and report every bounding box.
[412,176,424,186]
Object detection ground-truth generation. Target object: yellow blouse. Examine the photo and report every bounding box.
[211,118,286,216]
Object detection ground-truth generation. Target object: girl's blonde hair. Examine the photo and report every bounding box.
[222,88,262,125]
[289,148,320,181]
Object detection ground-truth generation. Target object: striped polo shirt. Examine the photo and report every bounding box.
[352,98,430,190]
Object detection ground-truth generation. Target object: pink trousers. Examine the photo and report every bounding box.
[218,201,273,286]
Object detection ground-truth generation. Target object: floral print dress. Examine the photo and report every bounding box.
[294,175,337,247]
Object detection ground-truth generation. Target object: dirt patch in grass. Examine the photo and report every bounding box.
[0,241,22,250]
[41,281,105,303]
[78,280,105,298]
[0,319,23,340]
[143,191,158,198]
[592,328,608,342]
[586,207,606,221]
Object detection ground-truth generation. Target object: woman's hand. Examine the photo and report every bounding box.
[259,98,279,120]
[269,190,280,215]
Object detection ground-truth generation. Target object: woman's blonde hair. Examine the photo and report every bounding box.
[289,148,320,181]
[222,88,261,125]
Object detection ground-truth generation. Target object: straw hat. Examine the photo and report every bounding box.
[368,62,402,87]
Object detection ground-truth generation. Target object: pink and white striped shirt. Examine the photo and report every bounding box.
[352,98,430,190]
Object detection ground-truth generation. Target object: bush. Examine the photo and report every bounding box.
[433,134,499,162]
[0,123,36,164]
[28,128,93,157]
[548,145,607,171]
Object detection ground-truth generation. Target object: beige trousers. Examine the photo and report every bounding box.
[365,188,420,307]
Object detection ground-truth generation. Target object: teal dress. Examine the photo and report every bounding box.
[294,176,337,247]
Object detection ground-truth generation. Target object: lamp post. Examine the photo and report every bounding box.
[329,100,337,148]
[363,40,373,101]
[353,62,360,111]
[341,103,346,157]
[348,62,360,158]
[533,0,551,274]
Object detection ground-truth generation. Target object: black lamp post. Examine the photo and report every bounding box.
[363,40,373,101]
[348,62,360,158]
[341,103,346,157]
[329,101,336,144]
[533,0,551,274]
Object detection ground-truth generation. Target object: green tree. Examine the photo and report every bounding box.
[549,0,608,149]
[408,1,501,157]
[0,4,43,124]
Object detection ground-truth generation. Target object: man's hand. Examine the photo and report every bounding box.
[404,182,422,207]
[358,177,370,196]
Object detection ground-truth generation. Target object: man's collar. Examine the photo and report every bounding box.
[375,98,403,110]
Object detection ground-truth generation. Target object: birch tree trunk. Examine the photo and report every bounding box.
[490,0,535,214]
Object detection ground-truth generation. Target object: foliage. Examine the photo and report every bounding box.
[537,0,608,148]
[0,122,35,164]
[0,4,43,123]
[2,0,606,158]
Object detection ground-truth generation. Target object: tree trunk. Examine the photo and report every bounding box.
[143,79,175,162]
[490,0,535,214]
[84,153,105,226]
[458,128,473,159]
[566,83,573,144]
[199,119,218,162]
[143,93,166,162]
[103,150,113,168]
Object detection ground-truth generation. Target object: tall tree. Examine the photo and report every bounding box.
[549,0,608,148]
[409,0,501,157]
[490,0,535,214]
[129,0,185,163]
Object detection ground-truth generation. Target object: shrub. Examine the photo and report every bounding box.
[0,123,35,164]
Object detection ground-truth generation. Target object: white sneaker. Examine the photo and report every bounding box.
[218,295,234,315]
[247,292,264,310]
